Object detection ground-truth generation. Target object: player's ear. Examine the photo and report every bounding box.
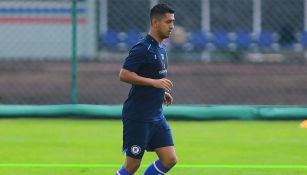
[152,18,159,28]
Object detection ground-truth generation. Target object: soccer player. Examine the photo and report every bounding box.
[115,3,177,175]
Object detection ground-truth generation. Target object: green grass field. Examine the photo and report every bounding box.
[0,119,306,175]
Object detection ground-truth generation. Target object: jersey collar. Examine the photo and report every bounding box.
[146,34,159,46]
[146,34,166,49]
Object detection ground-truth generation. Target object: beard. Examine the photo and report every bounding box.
[158,30,170,40]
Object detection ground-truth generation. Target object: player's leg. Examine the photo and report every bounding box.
[143,146,177,175]
[116,155,142,175]
[116,119,150,175]
[143,118,177,174]
[155,145,177,169]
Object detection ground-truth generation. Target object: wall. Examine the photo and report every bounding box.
[0,0,97,59]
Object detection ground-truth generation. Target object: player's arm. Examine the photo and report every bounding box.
[119,68,173,92]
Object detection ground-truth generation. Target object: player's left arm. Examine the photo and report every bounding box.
[164,92,173,106]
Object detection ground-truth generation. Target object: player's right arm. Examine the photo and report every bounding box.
[119,68,173,92]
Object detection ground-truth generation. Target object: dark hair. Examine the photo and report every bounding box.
[150,3,175,21]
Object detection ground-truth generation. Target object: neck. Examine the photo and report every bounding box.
[149,29,163,44]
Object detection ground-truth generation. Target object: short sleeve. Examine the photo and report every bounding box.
[123,44,147,73]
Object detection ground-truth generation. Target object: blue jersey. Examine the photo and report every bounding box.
[122,34,168,122]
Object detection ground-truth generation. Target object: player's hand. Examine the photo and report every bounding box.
[152,78,173,92]
[164,92,173,106]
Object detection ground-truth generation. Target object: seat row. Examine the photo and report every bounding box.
[101,30,307,51]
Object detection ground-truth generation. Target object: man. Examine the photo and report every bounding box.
[115,3,177,175]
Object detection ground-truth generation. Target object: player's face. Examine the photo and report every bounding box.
[157,13,175,39]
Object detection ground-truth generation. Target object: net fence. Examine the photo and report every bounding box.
[0,0,307,105]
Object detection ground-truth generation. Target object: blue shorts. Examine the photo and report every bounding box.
[122,117,174,159]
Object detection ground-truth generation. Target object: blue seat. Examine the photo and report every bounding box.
[235,32,252,49]
[212,32,230,49]
[101,30,120,48]
[299,31,307,48]
[190,31,208,49]
[257,31,273,48]
[125,31,141,47]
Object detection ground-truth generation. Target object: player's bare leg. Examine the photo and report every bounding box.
[116,156,141,175]
[143,146,177,174]
[155,146,177,169]
[124,156,142,174]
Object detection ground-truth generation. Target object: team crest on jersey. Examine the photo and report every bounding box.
[131,145,141,155]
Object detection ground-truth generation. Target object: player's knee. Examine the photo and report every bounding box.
[169,156,177,167]
[162,155,177,169]
[125,159,141,172]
